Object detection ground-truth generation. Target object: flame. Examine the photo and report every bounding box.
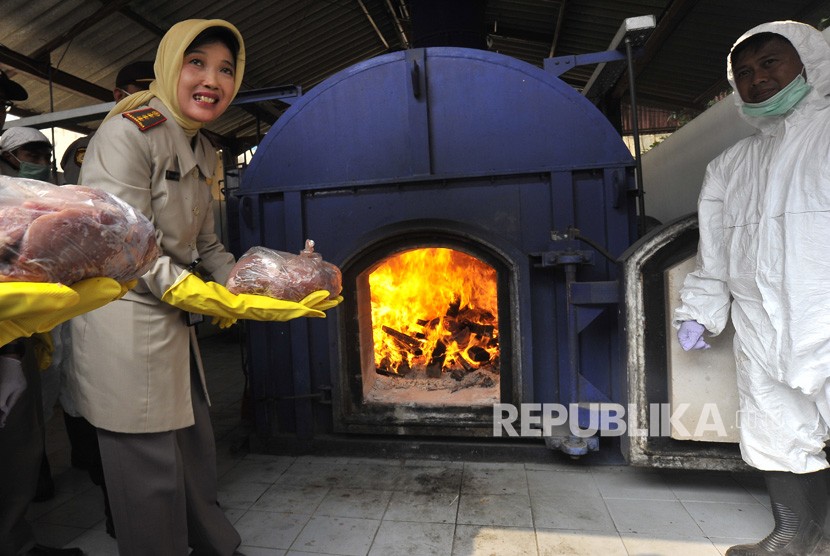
[369,247,499,375]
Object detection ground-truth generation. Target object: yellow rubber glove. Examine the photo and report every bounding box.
[32,333,54,371]
[0,277,133,347]
[162,272,326,322]
[211,316,237,329]
[210,291,341,329]
[299,290,344,312]
[0,282,81,320]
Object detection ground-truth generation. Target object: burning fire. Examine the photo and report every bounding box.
[369,247,499,376]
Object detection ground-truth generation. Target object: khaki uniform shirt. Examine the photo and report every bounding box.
[68,98,235,433]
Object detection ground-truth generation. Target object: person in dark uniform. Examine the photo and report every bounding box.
[0,126,60,506]
[60,61,154,185]
[0,69,85,556]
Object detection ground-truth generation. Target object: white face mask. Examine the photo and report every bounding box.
[742,67,811,117]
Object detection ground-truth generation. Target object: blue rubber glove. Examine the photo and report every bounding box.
[677,320,710,351]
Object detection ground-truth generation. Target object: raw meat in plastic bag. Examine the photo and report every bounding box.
[0,176,160,284]
[226,240,342,302]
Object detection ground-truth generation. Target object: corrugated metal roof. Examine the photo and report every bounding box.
[1,0,829,151]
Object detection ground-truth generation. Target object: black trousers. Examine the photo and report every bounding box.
[0,345,41,556]
[97,358,240,556]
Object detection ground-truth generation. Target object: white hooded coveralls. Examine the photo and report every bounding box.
[675,21,830,473]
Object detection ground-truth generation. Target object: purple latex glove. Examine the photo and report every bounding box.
[677,320,710,351]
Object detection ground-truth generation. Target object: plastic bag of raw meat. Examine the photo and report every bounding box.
[0,175,160,285]
[226,240,342,302]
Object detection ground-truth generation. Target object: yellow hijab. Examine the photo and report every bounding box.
[105,19,245,136]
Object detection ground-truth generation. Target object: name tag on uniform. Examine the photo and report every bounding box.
[165,170,180,181]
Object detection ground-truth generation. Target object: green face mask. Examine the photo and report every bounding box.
[742,69,812,117]
[17,160,52,182]
[7,152,52,181]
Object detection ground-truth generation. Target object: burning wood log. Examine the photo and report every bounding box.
[376,355,395,376]
[457,355,475,372]
[375,287,501,381]
[465,321,495,338]
[417,317,440,329]
[450,326,471,348]
[375,353,414,377]
[382,325,423,356]
[426,341,447,378]
[397,358,412,376]
[467,345,491,363]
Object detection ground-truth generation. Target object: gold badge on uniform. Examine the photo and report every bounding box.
[122,107,167,132]
[74,147,85,166]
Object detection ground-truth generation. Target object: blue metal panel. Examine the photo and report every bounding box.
[240,47,632,194]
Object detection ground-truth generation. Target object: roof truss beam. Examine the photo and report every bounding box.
[28,0,135,61]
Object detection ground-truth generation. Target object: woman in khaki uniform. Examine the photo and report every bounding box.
[68,19,246,556]
[67,19,332,556]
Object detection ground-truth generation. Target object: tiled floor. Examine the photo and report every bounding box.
[29,331,780,556]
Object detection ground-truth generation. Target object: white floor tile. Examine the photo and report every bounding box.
[620,532,723,555]
[452,524,538,556]
[222,456,294,484]
[526,469,602,498]
[457,493,534,527]
[709,536,763,556]
[731,472,770,508]
[384,490,460,523]
[605,498,703,536]
[368,521,455,556]
[277,462,356,489]
[462,464,529,495]
[394,465,464,493]
[536,528,627,556]
[219,480,273,510]
[682,500,773,539]
[252,484,330,514]
[290,515,380,556]
[343,464,405,490]
[531,491,616,531]
[234,510,310,550]
[225,506,248,525]
[662,470,759,504]
[592,467,677,500]
[314,488,393,520]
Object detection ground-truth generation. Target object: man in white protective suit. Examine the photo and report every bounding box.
[675,20,830,556]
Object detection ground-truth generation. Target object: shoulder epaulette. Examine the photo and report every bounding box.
[122,107,166,132]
